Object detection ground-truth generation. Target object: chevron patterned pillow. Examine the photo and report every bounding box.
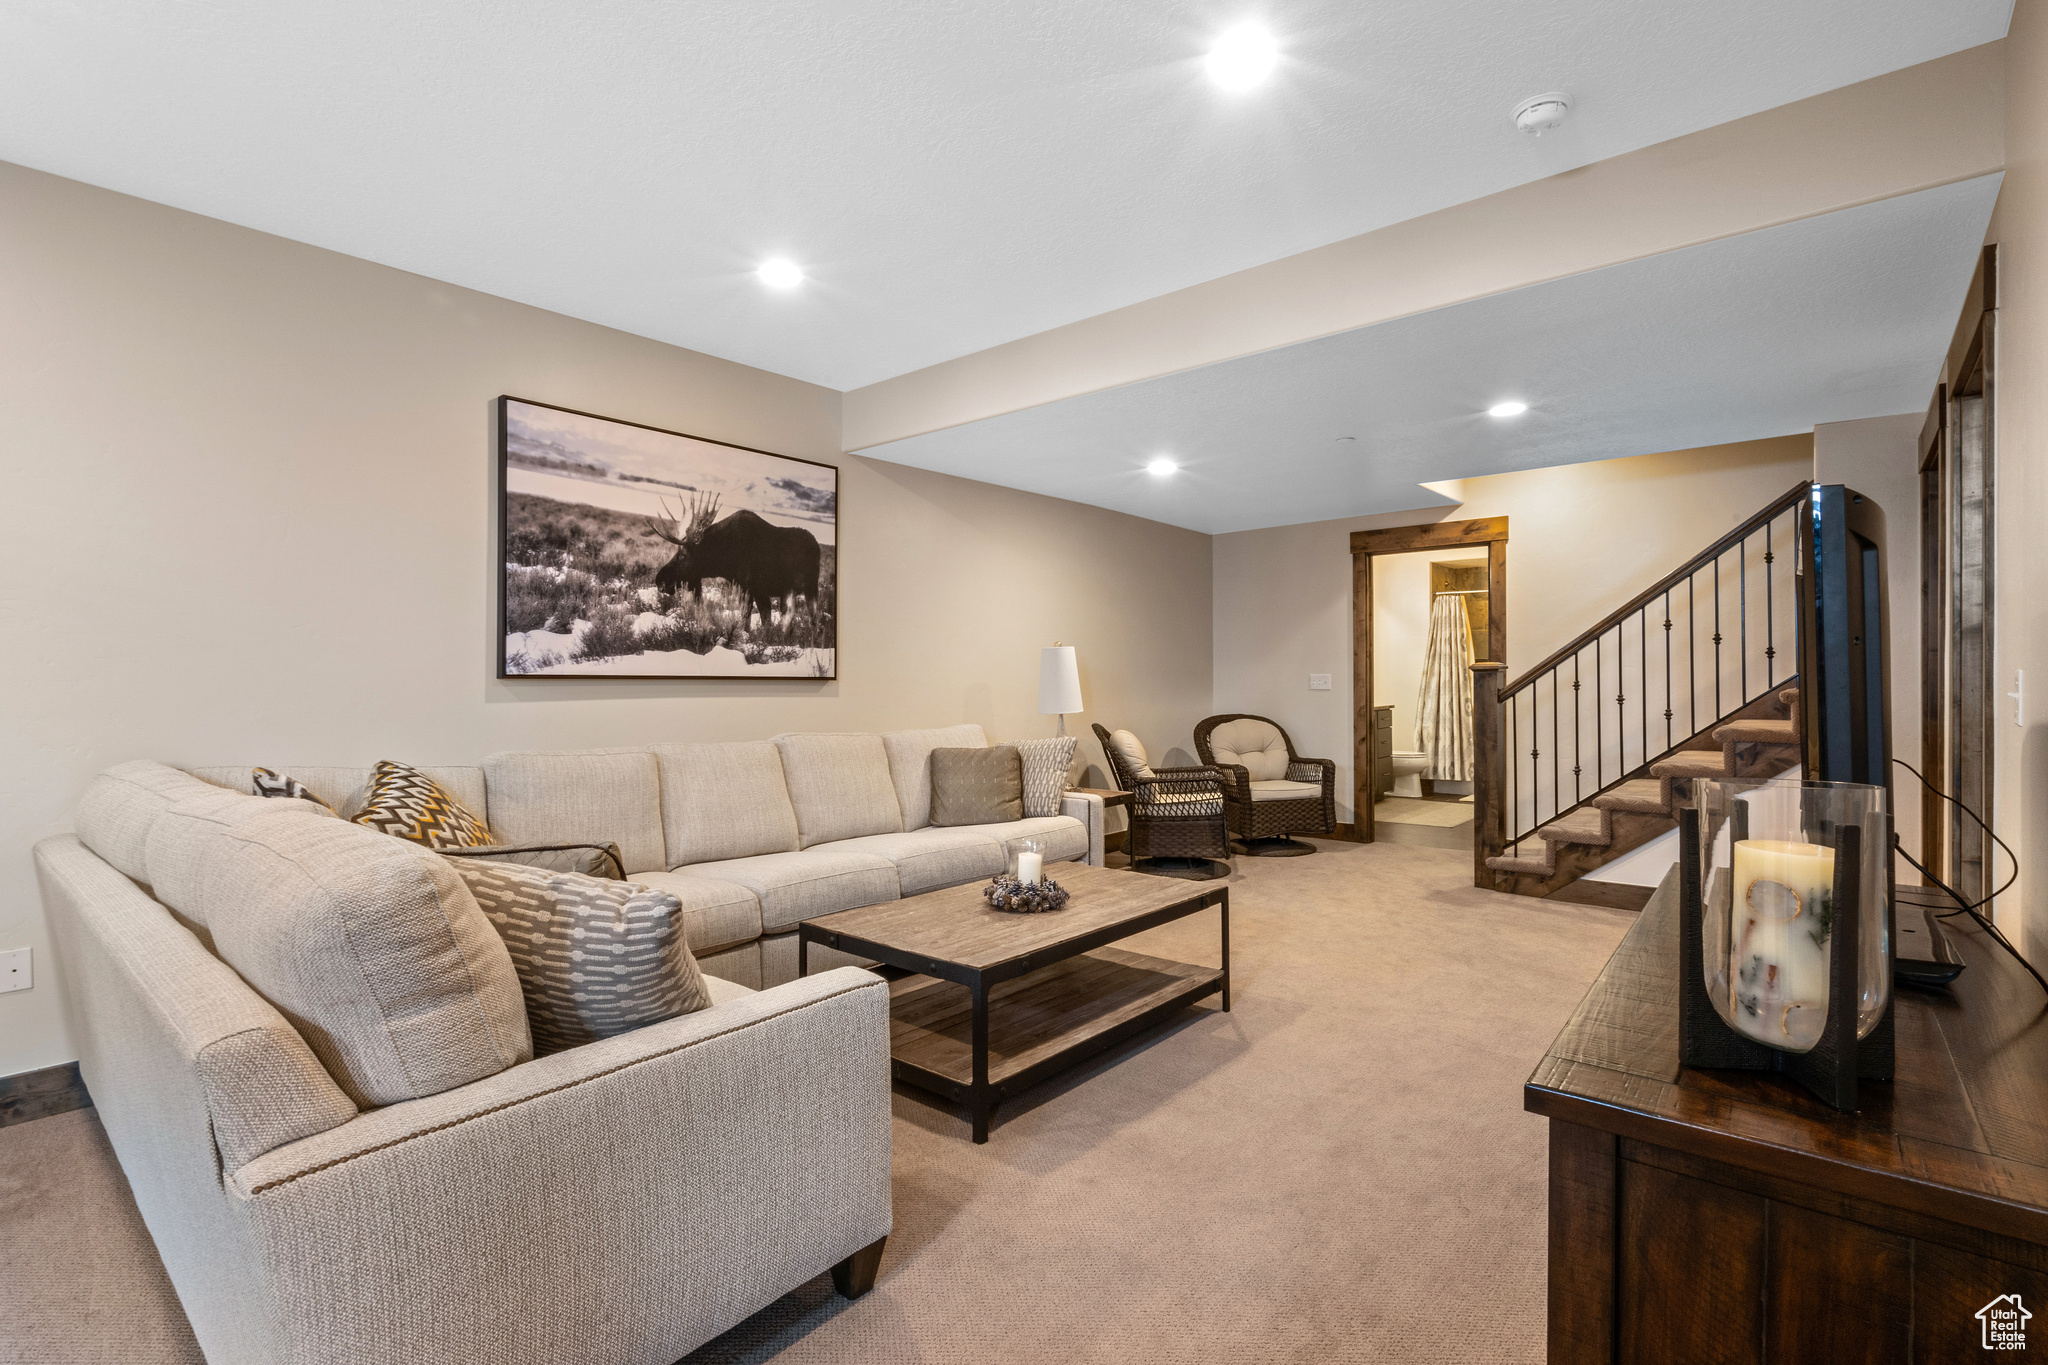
[447,859,712,1054]
[354,759,493,849]
[1016,736,1077,817]
[250,766,339,815]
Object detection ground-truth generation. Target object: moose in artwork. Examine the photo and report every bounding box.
[646,493,823,630]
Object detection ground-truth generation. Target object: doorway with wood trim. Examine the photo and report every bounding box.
[1350,518,1508,865]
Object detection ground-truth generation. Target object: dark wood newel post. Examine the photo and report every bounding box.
[1471,662,1507,889]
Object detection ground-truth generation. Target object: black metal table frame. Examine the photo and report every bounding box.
[800,886,1230,1142]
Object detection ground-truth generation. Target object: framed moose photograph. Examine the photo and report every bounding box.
[496,396,837,678]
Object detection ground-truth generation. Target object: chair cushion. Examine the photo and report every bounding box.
[144,798,531,1107]
[651,741,801,866]
[930,747,1024,826]
[1016,735,1078,817]
[353,759,494,849]
[880,724,987,829]
[1106,729,1155,781]
[772,733,904,848]
[622,870,764,955]
[74,760,235,884]
[481,749,667,876]
[675,847,900,933]
[958,815,1090,865]
[833,827,1007,895]
[1249,779,1323,802]
[447,860,711,1056]
[1208,718,1291,781]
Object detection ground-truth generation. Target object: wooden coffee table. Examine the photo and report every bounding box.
[799,863,1228,1142]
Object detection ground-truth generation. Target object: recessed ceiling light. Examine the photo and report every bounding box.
[1487,400,1529,418]
[1205,23,1278,91]
[1147,457,1179,476]
[756,258,804,289]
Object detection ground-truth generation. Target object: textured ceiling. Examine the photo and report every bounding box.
[0,1,2012,389]
[857,175,2001,533]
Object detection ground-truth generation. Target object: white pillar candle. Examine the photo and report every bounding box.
[1016,851,1043,886]
[1728,838,1836,1050]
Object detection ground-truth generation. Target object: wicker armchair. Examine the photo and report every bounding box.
[1194,714,1337,855]
[1090,723,1231,869]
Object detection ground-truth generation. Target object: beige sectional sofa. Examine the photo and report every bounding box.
[34,723,1099,1365]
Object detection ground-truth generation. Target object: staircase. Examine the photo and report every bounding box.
[1484,684,1801,894]
[1472,481,1812,903]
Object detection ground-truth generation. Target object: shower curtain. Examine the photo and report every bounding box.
[1414,594,1474,781]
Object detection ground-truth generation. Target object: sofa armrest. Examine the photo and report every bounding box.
[1060,790,1106,866]
[227,966,892,1363]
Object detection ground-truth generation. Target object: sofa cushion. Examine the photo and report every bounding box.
[144,786,336,928]
[651,741,800,866]
[144,800,531,1107]
[621,870,764,955]
[1016,735,1078,817]
[702,974,757,1006]
[1207,718,1291,781]
[930,747,1024,826]
[772,733,903,848]
[481,748,667,876]
[958,815,1090,866]
[834,827,1006,895]
[74,760,233,884]
[881,724,987,829]
[448,860,712,1056]
[676,847,899,934]
[1250,778,1323,801]
[185,765,489,823]
[353,759,494,849]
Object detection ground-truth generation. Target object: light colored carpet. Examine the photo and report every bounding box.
[1373,797,1476,828]
[0,840,1630,1364]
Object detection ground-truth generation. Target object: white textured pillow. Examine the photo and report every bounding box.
[1015,736,1078,817]
[145,802,532,1107]
[449,860,712,1055]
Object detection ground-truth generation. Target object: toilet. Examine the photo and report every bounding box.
[1390,751,1430,798]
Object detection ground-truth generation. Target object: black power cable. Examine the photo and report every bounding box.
[1889,758,2046,999]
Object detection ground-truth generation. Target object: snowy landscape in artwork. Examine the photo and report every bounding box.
[498,397,837,678]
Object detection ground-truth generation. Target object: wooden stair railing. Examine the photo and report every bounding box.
[1472,481,1812,892]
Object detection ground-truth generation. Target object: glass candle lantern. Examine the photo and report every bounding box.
[1695,777,1890,1053]
[1007,839,1046,886]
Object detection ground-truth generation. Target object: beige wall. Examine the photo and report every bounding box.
[1371,548,1488,757]
[1813,413,1926,867]
[0,162,1212,1077]
[1982,2,2048,963]
[1213,436,1815,823]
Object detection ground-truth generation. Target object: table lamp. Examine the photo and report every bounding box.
[1039,643,1082,737]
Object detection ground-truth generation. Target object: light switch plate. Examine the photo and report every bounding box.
[0,948,29,994]
[1308,673,1332,691]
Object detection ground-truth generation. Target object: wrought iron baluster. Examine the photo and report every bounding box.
[1662,590,1674,757]
[1594,634,1603,790]
[1764,515,1777,687]
[1551,670,1559,825]
[1616,625,1627,779]
[1688,576,1698,738]
[1510,693,1519,851]
[1638,607,1647,767]
[1712,556,1723,719]
[1572,655,1582,805]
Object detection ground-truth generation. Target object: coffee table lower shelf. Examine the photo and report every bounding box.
[887,945,1224,1117]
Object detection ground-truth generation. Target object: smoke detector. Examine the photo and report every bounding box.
[1511,91,1573,136]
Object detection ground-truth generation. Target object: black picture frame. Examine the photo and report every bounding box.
[495,395,839,680]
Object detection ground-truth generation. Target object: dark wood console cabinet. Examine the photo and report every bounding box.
[1528,883,2048,1363]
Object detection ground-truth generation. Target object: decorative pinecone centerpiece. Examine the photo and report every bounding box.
[983,873,1071,914]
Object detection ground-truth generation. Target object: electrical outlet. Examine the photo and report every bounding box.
[1308,673,1332,691]
[0,948,29,994]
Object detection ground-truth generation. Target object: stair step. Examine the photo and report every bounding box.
[1537,809,1611,847]
[1778,686,1800,711]
[1713,718,1799,744]
[1485,850,1554,875]
[1594,779,1671,814]
[1650,750,1730,779]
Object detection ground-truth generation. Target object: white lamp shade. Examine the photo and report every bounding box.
[1038,645,1082,715]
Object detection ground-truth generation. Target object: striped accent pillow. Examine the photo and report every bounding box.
[448,860,712,1054]
[1016,736,1077,817]
[354,759,492,849]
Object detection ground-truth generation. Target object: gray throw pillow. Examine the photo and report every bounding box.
[448,860,712,1055]
[1015,736,1077,817]
[929,746,1024,826]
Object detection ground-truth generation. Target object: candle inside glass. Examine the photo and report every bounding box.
[1016,851,1043,886]
[1729,838,1835,1050]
